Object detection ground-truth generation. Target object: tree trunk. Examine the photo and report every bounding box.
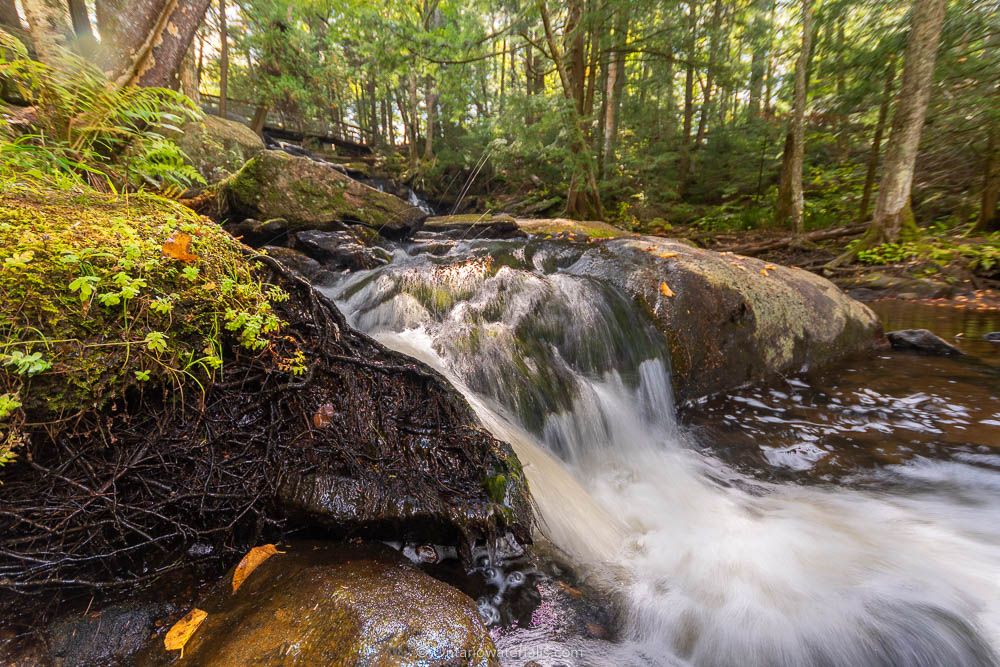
[68,0,97,56]
[96,0,212,88]
[695,0,723,147]
[600,12,629,175]
[424,78,437,160]
[407,71,420,168]
[774,0,813,233]
[859,59,895,221]
[250,104,268,136]
[20,0,73,64]
[0,0,21,30]
[746,0,769,119]
[976,118,999,232]
[835,14,849,160]
[867,0,947,244]
[179,41,200,103]
[677,0,698,196]
[538,0,602,219]
[218,0,228,118]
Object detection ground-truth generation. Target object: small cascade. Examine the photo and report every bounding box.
[323,237,1000,666]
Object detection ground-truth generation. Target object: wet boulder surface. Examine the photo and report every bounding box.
[886,328,964,356]
[139,542,498,667]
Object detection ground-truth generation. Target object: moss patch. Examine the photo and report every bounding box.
[515,217,632,240]
[0,182,287,436]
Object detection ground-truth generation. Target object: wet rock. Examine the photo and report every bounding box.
[224,217,290,246]
[289,229,392,271]
[168,115,265,183]
[261,245,336,284]
[887,329,964,356]
[567,236,883,401]
[221,150,427,237]
[516,218,632,240]
[985,332,1000,342]
[424,214,523,238]
[140,542,498,666]
[48,602,174,667]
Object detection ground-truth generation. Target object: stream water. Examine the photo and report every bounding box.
[324,237,1000,667]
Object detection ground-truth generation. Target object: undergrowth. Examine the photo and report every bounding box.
[0,175,292,468]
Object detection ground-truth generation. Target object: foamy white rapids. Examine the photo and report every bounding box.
[323,242,1000,666]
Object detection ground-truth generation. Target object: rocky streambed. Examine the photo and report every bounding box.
[6,126,996,666]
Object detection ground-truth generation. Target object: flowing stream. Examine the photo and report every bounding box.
[323,237,1000,667]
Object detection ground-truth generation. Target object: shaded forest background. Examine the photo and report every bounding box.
[3,0,997,242]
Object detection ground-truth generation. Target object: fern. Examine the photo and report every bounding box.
[0,29,205,193]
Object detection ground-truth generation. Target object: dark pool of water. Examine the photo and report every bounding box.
[684,301,1000,482]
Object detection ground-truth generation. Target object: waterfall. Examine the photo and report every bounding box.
[324,238,1000,666]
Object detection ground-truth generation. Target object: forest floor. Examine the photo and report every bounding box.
[670,225,1000,311]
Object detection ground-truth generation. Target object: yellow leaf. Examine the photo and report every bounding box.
[654,251,678,259]
[760,268,769,277]
[162,233,199,263]
[659,281,674,298]
[164,608,207,657]
[232,544,284,593]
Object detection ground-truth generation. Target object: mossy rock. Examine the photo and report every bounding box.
[222,151,427,237]
[141,542,498,666]
[169,115,265,183]
[584,237,883,401]
[515,218,632,241]
[0,183,284,424]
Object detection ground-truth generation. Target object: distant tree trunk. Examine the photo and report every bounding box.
[977,119,999,232]
[68,0,97,56]
[424,78,437,160]
[407,71,420,168]
[539,0,603,219]
[866,0,947,244]
[20,0,73,64]
[859,59,895,221]
[96,0,212,88]
[774,0,813,233]
[834,14,849,160]
[746,0,769,119]
[0,0,21,30]
[762,0,777,116]
[218,0,228,118]
[600,12,629,176]
[677,0,697,196]
[250,104,267,136]
[695,0,723,147]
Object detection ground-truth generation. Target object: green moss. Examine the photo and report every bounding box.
[516,218,630,240]
[0,181,288,434]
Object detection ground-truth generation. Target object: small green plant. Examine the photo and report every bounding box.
[0,29,205,194]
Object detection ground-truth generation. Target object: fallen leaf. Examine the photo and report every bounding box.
[232,544,284,593]
[312,403,336,429]
[162,233,199,262]
[659,281,674,298]
[164,608,207,657]
[760,268,770,277]
[654,251,678,259]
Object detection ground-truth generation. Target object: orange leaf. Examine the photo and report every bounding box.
[760,268,770,277]
[162,233,199,262]
[164,608,207,657]
[659,281,674,298]
[232,544,284,593]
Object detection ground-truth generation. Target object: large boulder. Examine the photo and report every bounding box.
[573,237,883,400]
[141,542,498,666]
[222,150,427,237]
[171,115,265,183]
[424,214,522,238]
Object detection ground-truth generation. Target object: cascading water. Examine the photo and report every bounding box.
[323,237,1000,666]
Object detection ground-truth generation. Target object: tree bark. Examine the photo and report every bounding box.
[746,0,769,119]
[20,0,73,64]
[695,0,723,147]
[859,59,895,221]
[774,0,813,233]
[866,0,947,243]
[677,0,698,196]
[0,0,21,31]
[976,118,999,232]
[600,11,628,176]
[97,0,212,88]
[218,0,228,118]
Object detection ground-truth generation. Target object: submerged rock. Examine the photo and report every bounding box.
[221,150,427,237]
[141,542,498,666]
[985,332,1000,342]
[48,602,175,667]
[886,329,964,356]
[169,115,265,183]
